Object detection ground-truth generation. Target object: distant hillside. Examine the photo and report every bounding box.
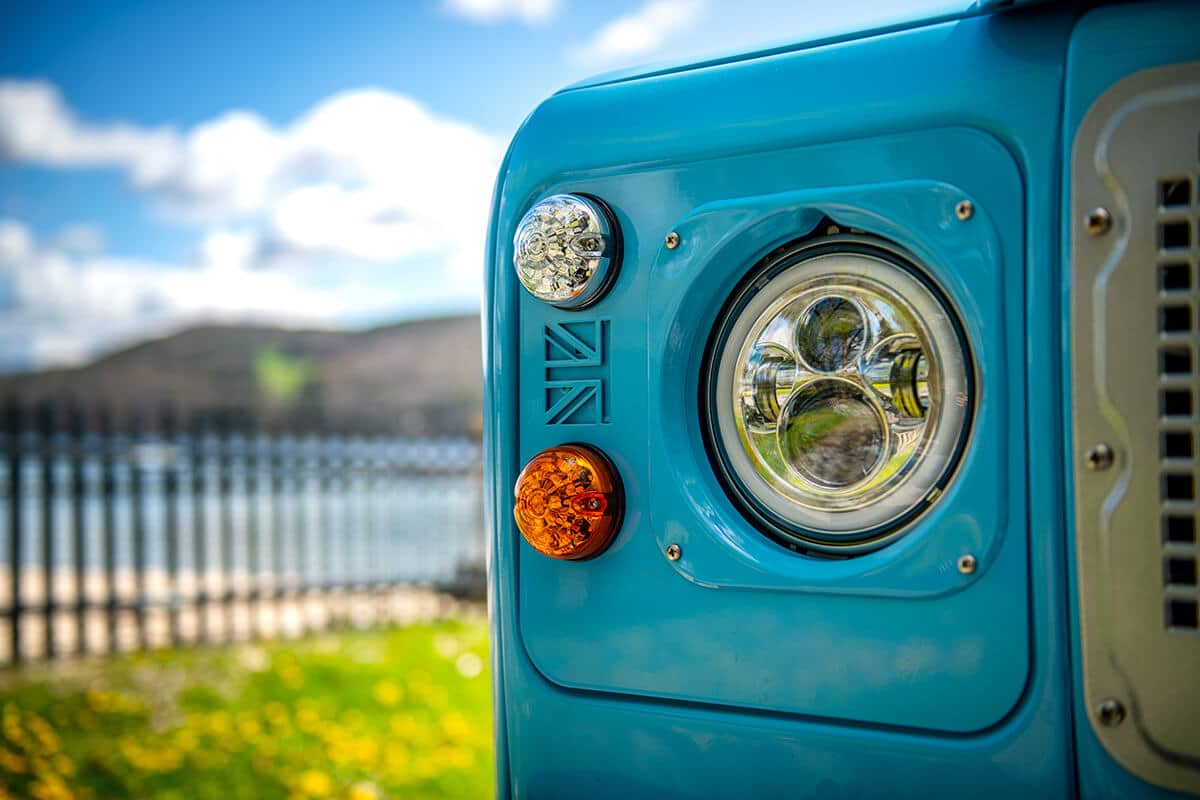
[0,314,484,436]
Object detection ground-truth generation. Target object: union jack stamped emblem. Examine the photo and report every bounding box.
[542,320,609,425]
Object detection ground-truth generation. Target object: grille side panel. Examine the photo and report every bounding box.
[1071,60,1200,794]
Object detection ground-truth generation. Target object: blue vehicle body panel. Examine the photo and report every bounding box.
[485,0,1197,796]
[1060,2,1200,799]
[517,132,1028,732]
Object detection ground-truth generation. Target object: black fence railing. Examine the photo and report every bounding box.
[1,401,484,664]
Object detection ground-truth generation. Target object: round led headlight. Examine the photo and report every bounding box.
[513,193,620,309]
[705,236,974,553]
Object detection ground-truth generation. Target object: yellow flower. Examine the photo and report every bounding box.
[350,737,378,767]
[206,712,231,736]
[30,774,73,800]
[53,754,75,777]
[263,701,289,727]
[0,747,27,774]
[383,742,410,774]
[28,717,60,754]
[174,729,198,753]
[297,769,333,797]
[256,737,280,758]
[372,681,403,707]
[280,664,305,689]
[296,707,321,734]
[439,711,471,740]
[389,714,417,739]
[347,782,380,800]
[238,718,262,739]
[150,748,182,772]
[2,712,25,747]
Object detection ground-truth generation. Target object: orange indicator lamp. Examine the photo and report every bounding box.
[513,444,624,560]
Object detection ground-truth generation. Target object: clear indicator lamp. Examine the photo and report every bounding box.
[513,194,621,309]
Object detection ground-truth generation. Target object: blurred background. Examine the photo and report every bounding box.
[0,1,956,798]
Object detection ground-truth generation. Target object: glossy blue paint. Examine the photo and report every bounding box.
[483,1,1190,797]
[1061,3,1200,799]
[514,136,1029,731]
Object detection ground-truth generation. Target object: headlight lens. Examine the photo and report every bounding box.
[707,237,973,552]
[513,194,620,308]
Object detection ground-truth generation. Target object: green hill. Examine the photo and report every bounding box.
[0,314,484,436]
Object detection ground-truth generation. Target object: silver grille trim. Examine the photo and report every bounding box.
[1071,61,1200,794]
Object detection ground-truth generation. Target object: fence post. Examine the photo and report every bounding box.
[216,415,235,642]
[189,414,210,645]
[341,434,355,624]
[128,409,148,651]
[161,405,182,647]
[244,416,261,639]
[294,434,310,634]
[6,401,23,663]
[269,430,286,637]
[97,405,119,654]
[36,401,57,659]
[318,433,333,625]
[67,401,87,655]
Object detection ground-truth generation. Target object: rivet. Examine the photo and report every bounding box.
[954,200,974,221]
[665,543,682,561]
[664,231,680,250]
[1085,443,1114,471]
[957,554,977,575]
[1097,698,1126,727]
[1085,207,1112,236]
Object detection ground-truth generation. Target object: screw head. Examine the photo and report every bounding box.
[664,232,680,250]
[957,554,977,575]
[1085,207,1112,236]
[1097,698,1126,727]
[1085,443,1114,471]
[665,543,681,561]
[954,200,974,221]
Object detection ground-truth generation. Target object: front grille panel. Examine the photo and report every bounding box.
[1157,176,1200,634]
[1071,62,1200,792]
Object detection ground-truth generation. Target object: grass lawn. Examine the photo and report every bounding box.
[0,618,493,800]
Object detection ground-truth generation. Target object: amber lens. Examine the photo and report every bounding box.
[513,444,623,560]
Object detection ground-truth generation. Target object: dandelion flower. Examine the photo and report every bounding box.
[297,769,333,797]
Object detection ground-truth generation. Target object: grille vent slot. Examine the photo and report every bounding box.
[1157,175,1200,634]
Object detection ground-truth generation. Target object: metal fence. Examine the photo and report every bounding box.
[0,402,484,664]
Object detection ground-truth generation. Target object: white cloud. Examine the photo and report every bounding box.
[0,80,180,184]
[0,82,502,268]
[0,219,33,265]
[0,81,502,369]
[0,218,461,370]
[575,0,703,64]
[444,0,559,24]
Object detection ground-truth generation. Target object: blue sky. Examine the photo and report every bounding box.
[0,0,958,372]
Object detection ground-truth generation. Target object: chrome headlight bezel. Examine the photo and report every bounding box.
[703,234,976,554]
